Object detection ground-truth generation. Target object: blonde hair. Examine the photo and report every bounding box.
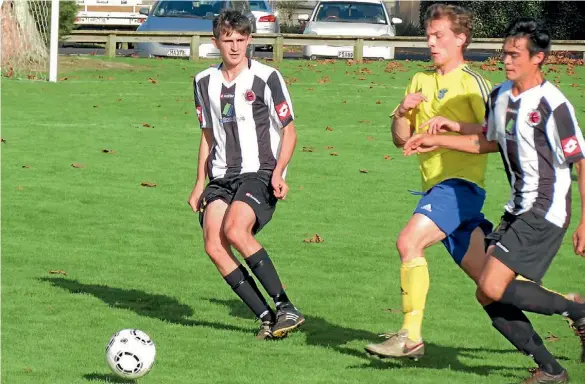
[424,4,473,50]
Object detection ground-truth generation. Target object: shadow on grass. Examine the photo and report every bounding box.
[83,373,135,383]
[40,277,251,334]
[209,298,534,378]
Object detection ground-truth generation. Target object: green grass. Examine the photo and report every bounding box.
[2,56,585,384]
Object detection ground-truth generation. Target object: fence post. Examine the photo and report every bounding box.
[354,38,363,63]
[274,35,284,62]
[106,34,116,58]
[190,35,200,61]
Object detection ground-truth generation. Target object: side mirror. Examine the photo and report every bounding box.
[391,17,402,24]
[298,14,309,22]
[139,7,149,16]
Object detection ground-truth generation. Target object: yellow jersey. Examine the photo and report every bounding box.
[395,64,492,191]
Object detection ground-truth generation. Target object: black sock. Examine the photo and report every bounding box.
[224,265,275,323]
[245,248,291,309]
[501,280,585,320]
[484,302,564,375]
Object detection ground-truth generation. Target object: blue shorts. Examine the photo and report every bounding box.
[412,179,493,265]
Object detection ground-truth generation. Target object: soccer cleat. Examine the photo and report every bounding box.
[256,320,274,340]
[364,330,424,360]
[520,368,568,383]
[272,305,305,338]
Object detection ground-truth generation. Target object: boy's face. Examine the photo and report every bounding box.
[426,17,465,66]
[213,30,251,67]
[502,36,544,82]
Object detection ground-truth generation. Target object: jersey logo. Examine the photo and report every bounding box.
[222,103,233,117]
[196,106,202,122]
[276,101,291,122]
[562,136,581,157]
[437,88,448,100]
[244,89,256,104]
[527,109,541,126]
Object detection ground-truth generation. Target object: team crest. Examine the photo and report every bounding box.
[437,88,448,100]
[244,89,256,104]
[527,109,541,126]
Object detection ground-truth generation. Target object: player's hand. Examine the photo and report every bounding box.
[403,134,438,156]
[187,182,205,212]
[271,173,289,200]
[396,92,427,117]
[572,222,585,257]
[419,116,460,135]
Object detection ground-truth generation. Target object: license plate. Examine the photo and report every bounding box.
[338,51,353,59]
[77,17,108,24]
[167,49,188,57]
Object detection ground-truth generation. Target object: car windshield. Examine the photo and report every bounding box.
[314,2,387,24]
[152,1,224,18]
[249,1,269,11]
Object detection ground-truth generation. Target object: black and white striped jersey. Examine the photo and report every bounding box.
[484,80,585,228]
[193,59,294,180]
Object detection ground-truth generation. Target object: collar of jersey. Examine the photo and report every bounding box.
[217,58,252,86]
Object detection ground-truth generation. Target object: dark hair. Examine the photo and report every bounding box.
[213,9,251,39]
[424,3,473,50]
[504,17,551,63]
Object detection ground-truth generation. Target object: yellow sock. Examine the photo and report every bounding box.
[400,257,429,342]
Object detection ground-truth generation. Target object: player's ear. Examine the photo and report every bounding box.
[212,37,219,49]
[456,33,466,48]
[531,51,545,66]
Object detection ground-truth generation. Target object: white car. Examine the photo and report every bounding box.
[298,0,402,60]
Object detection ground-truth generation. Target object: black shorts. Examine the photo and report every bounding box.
[198,172,277,234]
[486,210,566,283]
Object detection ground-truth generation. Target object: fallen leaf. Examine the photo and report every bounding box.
[299,186,304,190]
[101,149,116,154]
[303,234,324,243]
[358,77,367,80]
[117,98,122,102]
[141,182,157,187]
[1,138,5,143]
[383,308,402,314]
[148,77,158,84]
[360,120,372,123]
[367,136,375,141]
[59,77,68,81]
[376,100,382,105]
[572,83,579,88]
[49,269,68,276]
[142,123,151,128]
[302,146,315,152]
[93,105,99,108]
[330,152,339,156]
[22,165,31,168]
[71,163,85,168]
[306,88,314,91]
[384,155,393,160]
[325,126,333,131]
[27,74,37,80]
[24,368,32,373]
[17,186,23,190]
[318,76,331,84]
[359,169,369,173]
[545,332,560,342]
[108,77,114,81]
[325,146,334,149]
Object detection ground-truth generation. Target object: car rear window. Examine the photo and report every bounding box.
[314,2,387,24]
[249,1,269,11]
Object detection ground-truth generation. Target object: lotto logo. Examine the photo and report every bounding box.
[562,136,581,156]
[276,101,291,122]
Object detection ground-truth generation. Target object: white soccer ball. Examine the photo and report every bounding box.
[105,329,156,380]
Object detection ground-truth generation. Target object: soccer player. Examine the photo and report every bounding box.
[187,9,304,340]
[404,18,585,383]
[365,4,493,360]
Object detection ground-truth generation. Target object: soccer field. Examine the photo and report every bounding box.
[2,56,585,384]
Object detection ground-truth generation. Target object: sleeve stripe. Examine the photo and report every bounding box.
[462,67,490,104]
[465,67,492,96]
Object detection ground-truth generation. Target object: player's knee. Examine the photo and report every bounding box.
[396,233,420,261]
[223,223,249,247]
[475,287,493,306]
[478,279,504,302]
[204,239,224,260]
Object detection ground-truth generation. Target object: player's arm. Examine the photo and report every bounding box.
[548,101,585,256]
[267,70,296,199]
[391,93,426,147]
[188,78,214,212]
[403,132,498,155]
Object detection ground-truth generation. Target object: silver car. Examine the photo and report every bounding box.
[249,0,279,50]
[135,0,256,59]
[299,0,402,60]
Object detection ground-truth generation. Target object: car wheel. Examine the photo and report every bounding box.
[310,55,317,60]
